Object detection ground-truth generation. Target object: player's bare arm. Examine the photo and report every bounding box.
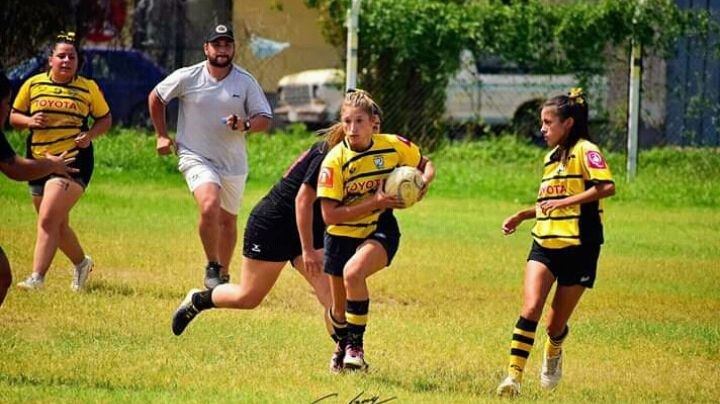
[417,157,436,200]
[148,90,174,155]
[502,207,536,235]
[295,183,323,276]
[0,152,78,181]
[320,188,403,226]
[75,113,112,148]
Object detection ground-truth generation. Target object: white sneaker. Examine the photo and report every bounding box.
[540,350,563,389]
[496,375,521,397]
[343,345,369,371]
[71,256,94,291]
[17,274,44,290]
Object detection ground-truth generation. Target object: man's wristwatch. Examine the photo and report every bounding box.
[242,118,251,132]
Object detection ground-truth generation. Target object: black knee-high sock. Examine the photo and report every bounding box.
[327,308,348,347]
[192,288,216,311]
[346,299,369,348]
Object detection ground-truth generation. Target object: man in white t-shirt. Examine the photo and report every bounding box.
[148,24,272,289]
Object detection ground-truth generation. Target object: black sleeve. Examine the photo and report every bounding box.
[302,151,325,190]
[0,131,17,163]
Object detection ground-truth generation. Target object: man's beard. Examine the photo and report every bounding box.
[208,55,232,67]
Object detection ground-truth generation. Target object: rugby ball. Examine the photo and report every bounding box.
[383,166,424,208]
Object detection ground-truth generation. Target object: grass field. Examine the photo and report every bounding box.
[0,130,719,402]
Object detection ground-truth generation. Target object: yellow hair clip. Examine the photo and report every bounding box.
[57,31,76,43]
[569,87,585,104]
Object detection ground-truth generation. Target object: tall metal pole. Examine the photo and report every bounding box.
[626,0,645,182]
[346,0,361,91]
[626,43,642,181]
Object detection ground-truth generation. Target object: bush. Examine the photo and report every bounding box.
[4,128,717,207]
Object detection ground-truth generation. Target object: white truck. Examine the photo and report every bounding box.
[445,50,607,137]
[273,68,344,127]
[274,51,606,134]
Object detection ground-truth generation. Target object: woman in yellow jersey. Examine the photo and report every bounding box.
[9,32,112,291]
[317,90,436,372]
[496,89,615,397]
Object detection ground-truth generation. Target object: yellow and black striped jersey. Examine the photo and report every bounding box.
[318,134,422,238]
[12,72,110,159]
[531,139,614,248]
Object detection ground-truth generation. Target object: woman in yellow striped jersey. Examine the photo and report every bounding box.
[496,89,615,397]
[317,89,436,372]
[9,32,112,291]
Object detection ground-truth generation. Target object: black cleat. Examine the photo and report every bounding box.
[172,289,202,336]
[219,273,230,285]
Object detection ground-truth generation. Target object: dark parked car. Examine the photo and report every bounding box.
[7,47,167,128]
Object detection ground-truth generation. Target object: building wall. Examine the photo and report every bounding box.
[665,0,720,146]
[233,0,341,90]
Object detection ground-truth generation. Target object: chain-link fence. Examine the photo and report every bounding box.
[32,0,716,152]
[345,42,720,153]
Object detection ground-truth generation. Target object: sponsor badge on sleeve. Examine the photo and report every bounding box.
[319,167,334,188]
[586,150,607,169]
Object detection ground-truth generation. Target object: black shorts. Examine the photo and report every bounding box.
[324,210,401,277]
[28,143,94,196]
[527,241,601,288]
[242,200,324,264]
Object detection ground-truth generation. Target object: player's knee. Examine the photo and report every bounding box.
[37,213,62,233]
[199,199,220,221]
[343,266,366,289]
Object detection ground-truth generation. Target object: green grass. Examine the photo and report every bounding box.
[0,130,718,402]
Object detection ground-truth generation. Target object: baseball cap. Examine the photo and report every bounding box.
[206,24,234,42]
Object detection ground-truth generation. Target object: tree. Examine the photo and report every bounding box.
[0,0,98,70]
[305,0,714,149]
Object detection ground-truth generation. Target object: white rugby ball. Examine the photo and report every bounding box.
[383,166,424,208]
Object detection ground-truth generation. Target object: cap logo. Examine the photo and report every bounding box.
[216,25,228,33]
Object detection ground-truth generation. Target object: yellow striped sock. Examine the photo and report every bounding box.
[507,317,538,382]
[545,326,569,358]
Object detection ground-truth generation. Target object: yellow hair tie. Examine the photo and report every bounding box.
[569,87,585,105]
[57,31,76,42]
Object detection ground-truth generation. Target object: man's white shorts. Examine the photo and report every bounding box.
[178,156,247,215]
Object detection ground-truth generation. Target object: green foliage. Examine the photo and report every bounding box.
[0,0,97,69]
[435,135,720,207]
[359,0,471,150]
[304,0,715,149]
[4,128,717,207]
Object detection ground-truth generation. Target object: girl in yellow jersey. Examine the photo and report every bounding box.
[317,90,436,372]
[496,89,615,396]
[9,32,112,291]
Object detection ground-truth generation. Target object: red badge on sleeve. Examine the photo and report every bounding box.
[396,135,413,147]
[586,151,607,169]
[319,167,334,187]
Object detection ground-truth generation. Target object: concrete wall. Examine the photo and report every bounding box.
[232,0,341,90]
